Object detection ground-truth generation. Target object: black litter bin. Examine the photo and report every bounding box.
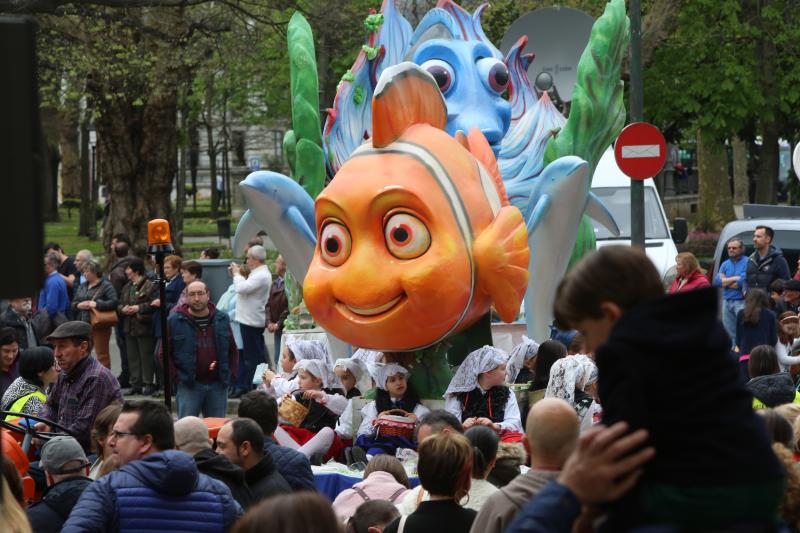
[217,218,231,240]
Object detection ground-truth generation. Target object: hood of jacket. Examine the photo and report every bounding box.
[747,373,796,407]
[40,476,92,518]
[193,447,246,486]
[602,288,728,359]
[751,245,784,265]
[122,450,199,497]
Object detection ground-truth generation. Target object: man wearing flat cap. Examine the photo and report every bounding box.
[35,321,122,451]
[27,436,92,533]
[778,279,800,314]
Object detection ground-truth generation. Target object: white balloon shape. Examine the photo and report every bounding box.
[794,143,800,180]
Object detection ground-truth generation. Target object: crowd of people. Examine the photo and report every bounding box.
[3,226,800,532]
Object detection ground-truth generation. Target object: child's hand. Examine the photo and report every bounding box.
[476,417,494,427]
[303,390,324,401]
[263,369,276,385]
[406,413,418,422]
[462,417,477,429]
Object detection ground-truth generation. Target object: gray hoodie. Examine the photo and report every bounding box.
[469,468,560,533]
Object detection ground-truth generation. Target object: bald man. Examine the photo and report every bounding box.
[469,399,580,533]
[174,416,253,509]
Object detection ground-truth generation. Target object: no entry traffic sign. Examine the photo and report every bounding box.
[614,122,667,181]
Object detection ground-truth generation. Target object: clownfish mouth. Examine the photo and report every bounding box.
[343,294,404,317]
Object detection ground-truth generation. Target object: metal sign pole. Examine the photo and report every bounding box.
[630,0,645,249]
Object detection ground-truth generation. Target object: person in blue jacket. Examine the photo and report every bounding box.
[40,254,69,319]
[62,400,242,532]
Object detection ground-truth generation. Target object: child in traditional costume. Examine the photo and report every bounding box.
[444,346,524,442]
[274,358,348,462]
[261,339,329,397]
[333,355,372,443]
[506,336,540,384]
[353,363,429,457]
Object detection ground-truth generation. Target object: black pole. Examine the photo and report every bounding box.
[155,252,172,411]
[630,0,645,249]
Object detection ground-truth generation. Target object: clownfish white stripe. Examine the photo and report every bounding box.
[477,161,502,216]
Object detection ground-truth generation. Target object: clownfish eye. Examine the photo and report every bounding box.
[477,57,509,94]
[384,213,431,260]
[319,221,351,266]
[420,59,454,94]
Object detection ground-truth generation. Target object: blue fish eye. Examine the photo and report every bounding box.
[477,57,509,94]
[420,59,455,94]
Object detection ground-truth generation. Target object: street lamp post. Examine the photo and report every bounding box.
[147,219,175,411]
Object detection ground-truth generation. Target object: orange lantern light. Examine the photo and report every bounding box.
[147,219,172,246]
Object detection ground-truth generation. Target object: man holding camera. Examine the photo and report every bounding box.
[229,245,271,398]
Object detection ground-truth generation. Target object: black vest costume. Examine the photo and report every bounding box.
[458,386,510,424]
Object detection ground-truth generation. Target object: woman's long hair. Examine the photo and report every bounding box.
[743,289,770,325]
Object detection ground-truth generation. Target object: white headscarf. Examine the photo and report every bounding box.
[286,339,330,364]
[334,357,372,392]
[444,346,509,397]
[545,356,598,405]
[294,359,341,390]
[367,362,409,390]
[352,348,383,364]
[506,336,540,383]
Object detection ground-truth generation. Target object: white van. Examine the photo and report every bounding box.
[589,148,682,282]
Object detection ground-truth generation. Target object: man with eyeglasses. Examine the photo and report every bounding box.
[714,238,748,344]
[167,280,239,418]
[62,400,243,531]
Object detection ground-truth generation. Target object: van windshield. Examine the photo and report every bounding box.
[590,186,670,240]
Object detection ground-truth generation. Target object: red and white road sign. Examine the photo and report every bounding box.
[614,122,667,181]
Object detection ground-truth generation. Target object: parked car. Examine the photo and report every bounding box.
[590,148,687,285]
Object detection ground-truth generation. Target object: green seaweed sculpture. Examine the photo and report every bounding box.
[283,12,326,199]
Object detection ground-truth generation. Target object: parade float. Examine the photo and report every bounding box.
[234,0,630,396]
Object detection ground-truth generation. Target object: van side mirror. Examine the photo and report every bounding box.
[672,218,688,244]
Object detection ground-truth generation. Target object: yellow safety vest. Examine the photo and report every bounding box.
[4,390,47,421]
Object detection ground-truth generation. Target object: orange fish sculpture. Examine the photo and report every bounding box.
[303,62,529,352]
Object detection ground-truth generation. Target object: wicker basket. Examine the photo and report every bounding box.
[374,409,416,439]
[278,394,309,427]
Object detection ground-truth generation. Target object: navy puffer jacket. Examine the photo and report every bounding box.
[62,450,243,532]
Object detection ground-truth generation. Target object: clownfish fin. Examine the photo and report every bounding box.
[466,128,509,207]
[372,62,447,148]
[455,130,469,150]
[473,206,529,323]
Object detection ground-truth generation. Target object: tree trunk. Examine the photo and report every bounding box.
[206,114,219,219]
[731,135,749,205]
[78,108,95,237]
[756,123,779,204]
[94,89,178,253]
[39,106,60,222]
[175,99,187,245]
[695,130,734,231]
[189,115,199,210]
[58,94,81,201]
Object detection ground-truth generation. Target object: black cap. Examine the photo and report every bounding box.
[46,321,92,341]
[785,280,800,292]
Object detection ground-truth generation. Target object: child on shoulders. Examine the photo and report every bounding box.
[444,346,524,442]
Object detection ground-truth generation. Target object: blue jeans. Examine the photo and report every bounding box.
[177,381,228,418]
[235,324,267,392]
[722,299,744,347]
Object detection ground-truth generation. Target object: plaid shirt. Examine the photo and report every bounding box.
[41,356,122,450]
